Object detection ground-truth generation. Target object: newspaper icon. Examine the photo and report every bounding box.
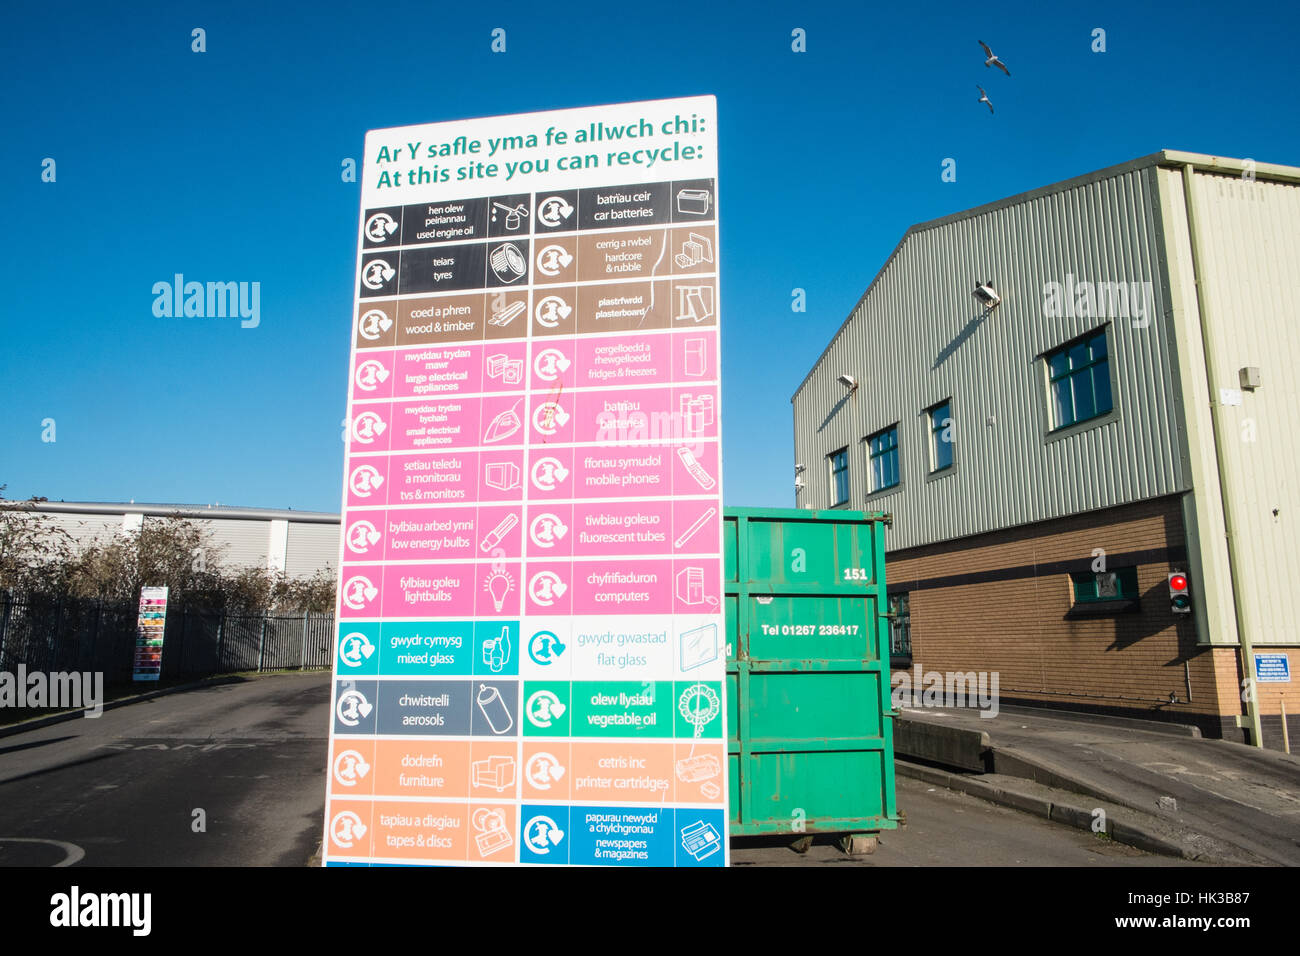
[680,820,722,862]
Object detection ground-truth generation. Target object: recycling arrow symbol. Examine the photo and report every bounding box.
[337,751,372,781]
[363,261,395,291]
[539,196,575,227]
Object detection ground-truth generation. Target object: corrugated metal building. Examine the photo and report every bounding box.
[28,501,339,578]
[791,151,1299,748]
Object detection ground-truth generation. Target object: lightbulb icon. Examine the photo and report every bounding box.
[484,569,514,612]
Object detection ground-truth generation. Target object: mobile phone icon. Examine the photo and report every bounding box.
[676,446,716,490]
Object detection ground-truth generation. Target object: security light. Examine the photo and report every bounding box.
[972,280,1001,308]
[794,478,806,490]
[837,374,858,390]
[794,463,806,473]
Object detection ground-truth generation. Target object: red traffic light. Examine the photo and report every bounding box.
[1169,571,1191,614]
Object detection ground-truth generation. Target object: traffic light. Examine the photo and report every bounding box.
[1168,571,1191,614]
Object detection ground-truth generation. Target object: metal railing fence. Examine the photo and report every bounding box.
[0,593,334,683]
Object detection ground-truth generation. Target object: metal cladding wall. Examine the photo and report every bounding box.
[792,161,1188,553]
[285,521,339,577]
[1167,167,1300,646]
[22,503,341,577]
[39,512,124,547]
[158,516,270,570]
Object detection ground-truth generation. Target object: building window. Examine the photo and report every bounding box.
[1046,328,1113,430]
[928,400,954,472]
[888,593,911,660]
[1071,567,1139,603]
[828,447,849,506]
[866,425,900,494]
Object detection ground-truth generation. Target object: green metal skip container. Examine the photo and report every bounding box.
[724,507,899,838]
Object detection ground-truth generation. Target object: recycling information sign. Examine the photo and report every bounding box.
[325,96,727,866]
[132,586,168,681]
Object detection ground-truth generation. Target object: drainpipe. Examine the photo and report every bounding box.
[1180,162,1263,748]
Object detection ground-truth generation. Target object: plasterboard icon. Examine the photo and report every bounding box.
[675,285,714,324]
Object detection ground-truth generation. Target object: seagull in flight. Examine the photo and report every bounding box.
[977,85,994,114]
[979,40,1011,76]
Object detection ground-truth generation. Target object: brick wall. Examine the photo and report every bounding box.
[886,496,1242,736]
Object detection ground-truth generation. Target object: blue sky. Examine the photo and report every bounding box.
[2,0,1296,512]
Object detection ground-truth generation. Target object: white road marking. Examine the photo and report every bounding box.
[0,837,86,867]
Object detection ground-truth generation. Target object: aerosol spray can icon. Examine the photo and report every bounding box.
[476,683,513,735]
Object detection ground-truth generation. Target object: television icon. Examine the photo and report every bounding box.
[486,461,521,491]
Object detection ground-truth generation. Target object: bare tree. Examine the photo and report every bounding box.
[1,487,336,612]
[0,488,74,595]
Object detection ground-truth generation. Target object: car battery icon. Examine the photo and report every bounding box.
[676,188,711,216]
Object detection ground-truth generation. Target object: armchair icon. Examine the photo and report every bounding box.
[471,755,517,793]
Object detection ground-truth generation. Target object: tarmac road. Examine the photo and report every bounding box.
[0,673,329,866]
[0,673,1206,867]
[900,704,1300,866]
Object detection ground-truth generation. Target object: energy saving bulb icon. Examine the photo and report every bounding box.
[484,569,514,612]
